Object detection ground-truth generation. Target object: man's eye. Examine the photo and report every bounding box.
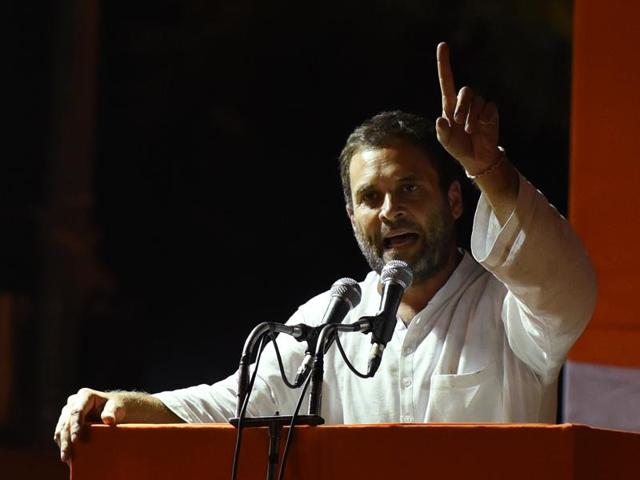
[402,184,418,193]
[361,191,379,203]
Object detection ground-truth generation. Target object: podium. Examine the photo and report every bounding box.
[70,423,639,479]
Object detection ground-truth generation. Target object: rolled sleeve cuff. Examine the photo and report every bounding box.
[471,173,535,268]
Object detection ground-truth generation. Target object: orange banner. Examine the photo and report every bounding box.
[569,0,640,367]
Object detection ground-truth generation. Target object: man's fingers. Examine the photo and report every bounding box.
[59,414,72,463]
[435,116,452,147]
[437,42,457,120]
[454,86,474,125]
[55,398,76,463]
[466,94,486,134]
[54,405,69,446]
[478,100,499,128]
[69,388,106,441]
[67,395,88,440]
[68,408,82,442]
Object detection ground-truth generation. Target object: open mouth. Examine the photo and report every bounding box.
[383,232,419,250]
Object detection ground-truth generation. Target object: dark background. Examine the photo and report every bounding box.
[3,0,572,470]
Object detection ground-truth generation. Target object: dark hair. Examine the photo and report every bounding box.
[338,111,461,207]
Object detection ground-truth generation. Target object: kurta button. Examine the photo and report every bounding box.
[403,346,414,355]
[402,377,412,388]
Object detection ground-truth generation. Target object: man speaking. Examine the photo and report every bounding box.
[54,42,596,462]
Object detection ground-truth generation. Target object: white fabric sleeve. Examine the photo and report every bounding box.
[152,309,311,423]
[471,173,597,380]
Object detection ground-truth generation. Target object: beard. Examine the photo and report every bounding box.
[353,207,457,285]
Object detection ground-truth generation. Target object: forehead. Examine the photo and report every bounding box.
[349,142,440,189]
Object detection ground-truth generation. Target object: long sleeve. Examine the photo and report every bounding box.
[470,173,597,380]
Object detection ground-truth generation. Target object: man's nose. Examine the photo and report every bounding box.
[379,194,405,222]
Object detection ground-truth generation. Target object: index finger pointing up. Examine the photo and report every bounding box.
[437,42,457,121]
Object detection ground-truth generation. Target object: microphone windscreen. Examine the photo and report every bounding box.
[381,260,413,289]
[329,278,362,308]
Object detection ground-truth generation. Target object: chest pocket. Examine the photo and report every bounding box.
[425,361,504,422]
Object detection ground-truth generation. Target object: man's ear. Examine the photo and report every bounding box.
[448,180,464,220]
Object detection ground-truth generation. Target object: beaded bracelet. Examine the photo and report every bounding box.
[465,146,506,180]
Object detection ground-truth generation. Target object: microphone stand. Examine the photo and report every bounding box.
[230,314,384,479]
[235,322,314,417]
[229,322,325,480]
[307,317,375,416]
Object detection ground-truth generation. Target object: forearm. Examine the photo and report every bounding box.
[471,148,520,226]
[110,391,184,423]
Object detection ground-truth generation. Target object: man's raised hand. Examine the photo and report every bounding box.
[435,42,501,176]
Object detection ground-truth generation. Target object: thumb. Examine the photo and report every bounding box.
[435,116,452,147]
[101,398,125,425]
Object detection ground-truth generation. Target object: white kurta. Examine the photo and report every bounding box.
[154,174,597,424]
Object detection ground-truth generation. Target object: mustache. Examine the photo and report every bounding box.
[380,219,421,237]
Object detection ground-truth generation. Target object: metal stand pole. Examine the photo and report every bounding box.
[229,414,324,479]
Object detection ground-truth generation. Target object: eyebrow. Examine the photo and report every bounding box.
[397,174,420,183]
[354,174,424,198]
[354,184,376,199]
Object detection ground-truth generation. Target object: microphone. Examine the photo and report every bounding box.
[367,260,413,376]
[294,278,362,385]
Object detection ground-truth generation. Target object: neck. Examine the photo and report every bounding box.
[396,246,462,324]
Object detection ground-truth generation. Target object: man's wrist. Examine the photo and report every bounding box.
[472,150,520,226]
[465,146,507,179]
